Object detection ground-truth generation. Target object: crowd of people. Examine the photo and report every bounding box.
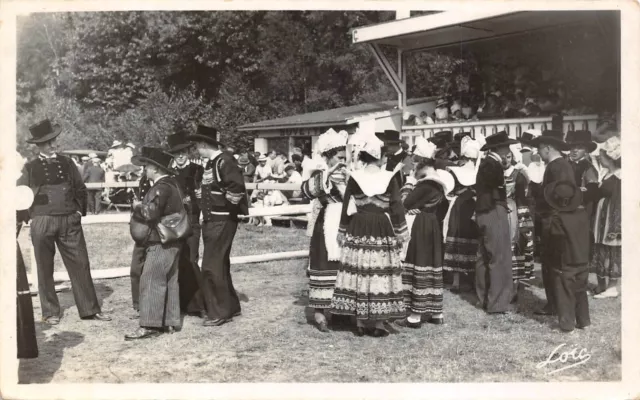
[301,119,621,336]
[14,113,621,356]
[403,84,596,126]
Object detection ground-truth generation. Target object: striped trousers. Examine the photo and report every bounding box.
[475,205,513,313]
[139,242,181,328]
[30,214,101,318]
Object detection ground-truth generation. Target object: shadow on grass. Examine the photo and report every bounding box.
[18,322,84,384]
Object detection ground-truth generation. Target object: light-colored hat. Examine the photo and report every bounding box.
[316,128,348,156]
[111,140,123,148]
[448,163,476,187]
[258,155,268,162]
[88,152,98,159]
[81,156,89,161]
[460,136,481,159]
[600,135,621,160]
[421,168,455,195]
[413,136,437,159]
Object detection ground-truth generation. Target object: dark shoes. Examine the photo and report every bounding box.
[426,315,444,325]
[203,318,231,327]
[124,327,162,341]
[82,312,112,321]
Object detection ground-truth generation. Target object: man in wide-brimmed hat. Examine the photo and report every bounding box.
[165,133,207,318]
[126,147,182,340]
[376,129,410,186]
[186,124,247,327]
[543,180,590,332]
[18,119,111,325]
[518,129,541,167]
[530,129,577,316]
[474,130,519,314]
[566,130,599,257]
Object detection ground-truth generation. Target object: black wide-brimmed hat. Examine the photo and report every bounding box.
[565,130,597,153]
[428,130,454,148]
[375,130,402,144]
[480,131,518,151]
[26,119,62,144]
[531,130,569,151]
[519,129,542,151]
[186,124,222,147]
[131,147,176,174]
[544,180,582,212]
[166,133,194,153]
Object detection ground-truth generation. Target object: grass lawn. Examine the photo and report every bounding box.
[17,223,621,383]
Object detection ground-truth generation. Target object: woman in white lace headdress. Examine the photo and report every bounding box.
[300,128,348,332]
[330,134,409,337]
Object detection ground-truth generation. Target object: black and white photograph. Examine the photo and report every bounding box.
[0,1,638,399]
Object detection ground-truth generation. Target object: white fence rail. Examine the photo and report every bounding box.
[400,114,599,146]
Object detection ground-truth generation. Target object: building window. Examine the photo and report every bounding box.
[292,137,312,156]
[267,137,288,155]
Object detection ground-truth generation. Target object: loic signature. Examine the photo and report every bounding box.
[536,343,592,375]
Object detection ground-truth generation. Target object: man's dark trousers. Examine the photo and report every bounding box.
[475,205,513,313]
[30,214,101,318]
[178,222,205,313]
[540,218,557,314]
[552,263,590,331]
[130,242,145,311]
[200,219,241,320]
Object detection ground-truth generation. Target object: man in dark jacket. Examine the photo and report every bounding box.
[531,130,577,316]
[566,130,599,259]
[376,130,408,186]
[474,131,518,314]
[83,155,105,214]
[187,125,248,327]
[544,180,590,332]
[126,147,184,340]
[166,133,206,317]
[19,119,111,325]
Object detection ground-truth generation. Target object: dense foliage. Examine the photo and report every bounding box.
[16,11,618,157]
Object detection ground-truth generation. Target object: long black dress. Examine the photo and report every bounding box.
[17,222,38,359]
[402,180,449,315]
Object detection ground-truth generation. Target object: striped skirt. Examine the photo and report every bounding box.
[308,207,340,309]
[330,212,405,321]
[402,212,443,314]
[443,237,478,274]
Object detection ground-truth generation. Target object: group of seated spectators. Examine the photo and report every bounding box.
[232,147,309,226]
[404,84,596,126]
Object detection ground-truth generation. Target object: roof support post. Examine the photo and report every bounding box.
[369,43,407,110]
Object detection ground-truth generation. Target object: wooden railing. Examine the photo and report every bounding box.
[400,115,599,145]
